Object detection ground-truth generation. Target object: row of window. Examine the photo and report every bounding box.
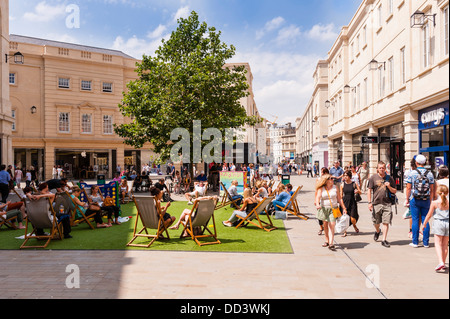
[12,110,115,135]
[9,73,114,93]
[331,3,449,79]
[58,78,113,93]
[58,113,114,135]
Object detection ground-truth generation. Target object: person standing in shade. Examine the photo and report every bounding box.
[405,155,435,248]
[330,161,344,189]
[358,162,369,193]
[367,161,397,248]
[0,165,11,203]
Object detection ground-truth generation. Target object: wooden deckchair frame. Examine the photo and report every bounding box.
[235,196,277,232]
[0,213,18,230]
[275,186,308,220]
[215,182,241,210]
[20,197,63,249]
[127,196,170,248]
[66,191,96,230]
[180,198,221,246]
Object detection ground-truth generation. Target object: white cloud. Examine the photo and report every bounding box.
[147,24,167,39]
[173,6,190,23]
[23,1,66,23]
[112,35,165,59]
[276,25,302,45]
[230,51,321,125]
[305,23,339,42]
[256,16,285,40]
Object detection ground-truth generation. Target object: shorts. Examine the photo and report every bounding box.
[372,204,393,225]
[432,219,449,237]
[162,213,171,221]
[317,207,337,223]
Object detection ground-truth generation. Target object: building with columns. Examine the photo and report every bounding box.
[326,0,449,189]
[9,34,156,180]
[296,60,329,168]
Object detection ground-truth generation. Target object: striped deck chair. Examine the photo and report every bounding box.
[20,197,63,249]
[127,196,170,248]
[235,196,277,232]
[180,198,220,246]
[275,186,308,220]
[215,182,241,210]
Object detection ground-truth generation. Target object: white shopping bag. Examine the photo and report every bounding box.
[335,214,351,233]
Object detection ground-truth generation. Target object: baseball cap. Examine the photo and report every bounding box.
[415,155,426,165]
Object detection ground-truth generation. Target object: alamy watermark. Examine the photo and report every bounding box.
[65,264,80,289]
[66,4,80,29]
[169,120,273,164]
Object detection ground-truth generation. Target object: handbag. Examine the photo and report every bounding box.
[104,197,115,207]
[325,187,342,219]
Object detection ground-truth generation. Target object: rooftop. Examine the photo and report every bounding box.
[10,34,136,60]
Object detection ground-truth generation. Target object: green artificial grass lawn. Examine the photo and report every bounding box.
[0,201,293,253]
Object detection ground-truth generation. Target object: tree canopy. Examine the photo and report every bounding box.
[115,11,260,163]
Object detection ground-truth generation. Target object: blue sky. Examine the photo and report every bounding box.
[9,0,362,124]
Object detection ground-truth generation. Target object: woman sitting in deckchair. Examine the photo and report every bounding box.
[149,186,176,230]
[222,188,258,227]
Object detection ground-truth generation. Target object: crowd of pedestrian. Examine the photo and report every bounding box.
[313,156,448,272]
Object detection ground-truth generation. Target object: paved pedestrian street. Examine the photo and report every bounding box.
[0,175,447,301]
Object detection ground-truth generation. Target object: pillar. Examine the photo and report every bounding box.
[403,108,419,171]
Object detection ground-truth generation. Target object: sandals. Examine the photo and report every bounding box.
[328,245,336,251]
[322,242,329,247]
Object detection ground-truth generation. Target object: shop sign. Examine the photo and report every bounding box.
[419,103,449,130]
[421,108,445,125]
[362,136,379,144]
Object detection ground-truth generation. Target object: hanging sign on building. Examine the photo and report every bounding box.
[362,136,379,144]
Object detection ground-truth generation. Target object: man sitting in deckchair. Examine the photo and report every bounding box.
[185,181,208,205]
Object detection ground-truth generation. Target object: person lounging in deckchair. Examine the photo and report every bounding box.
[185,181,208,205]
[169,196,218,230]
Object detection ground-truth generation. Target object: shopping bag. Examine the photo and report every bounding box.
[335,214,351,233]
[402,208,411,220]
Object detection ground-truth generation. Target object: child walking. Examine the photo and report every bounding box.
[423,185,449,271]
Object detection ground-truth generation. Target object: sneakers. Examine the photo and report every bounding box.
[409,243,419,248]
[435,263,446,271]
[381,240,390,248]
[187,201,193,205]
[374,231,381,241]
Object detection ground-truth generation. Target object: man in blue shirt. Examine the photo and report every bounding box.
[330,161,344,188]
[0,165,11,203]
[405,154,435,248]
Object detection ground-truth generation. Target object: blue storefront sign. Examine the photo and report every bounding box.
[419,101,449,167]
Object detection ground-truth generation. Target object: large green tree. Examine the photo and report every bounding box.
[115,11,260,164]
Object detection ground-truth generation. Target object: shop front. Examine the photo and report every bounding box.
[419,101,449,173]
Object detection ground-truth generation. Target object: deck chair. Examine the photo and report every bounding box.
[180,198,221,246]
[127,196,170,248]
[215,182,241,210]
[20,197,63,249]
[0,211,18,230]
[66,191,96,230]
[275,186,308,221]
[235,196,277,232]
[1,193,25,230]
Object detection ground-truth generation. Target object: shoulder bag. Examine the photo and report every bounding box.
[325,187,342,219]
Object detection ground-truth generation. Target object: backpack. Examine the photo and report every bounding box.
[412,169,431,200]
[385,175,398,206]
